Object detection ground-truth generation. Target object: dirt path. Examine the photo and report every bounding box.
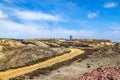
[0,49,84,80]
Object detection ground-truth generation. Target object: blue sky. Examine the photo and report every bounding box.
[0,0,120,41]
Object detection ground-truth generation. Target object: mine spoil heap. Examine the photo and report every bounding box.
[0,38,114,71]
[77,67,120,80]
[0,38,70,71]
[77,43,120,80]
[0,38,116,80]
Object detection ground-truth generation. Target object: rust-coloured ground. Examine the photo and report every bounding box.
[77,66,120,80]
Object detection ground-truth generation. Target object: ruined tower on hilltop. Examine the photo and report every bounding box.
[70,35,73,40]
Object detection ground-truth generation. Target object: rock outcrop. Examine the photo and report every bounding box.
[0,38,70,71]
[77,67,120,80]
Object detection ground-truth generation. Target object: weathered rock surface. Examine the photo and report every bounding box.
[0,38,70,71]
[91,43,120,58]
[77,67,120,80]
[18,42,119,80]
[0,38,117,80]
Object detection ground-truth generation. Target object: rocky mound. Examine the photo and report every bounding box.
[77,67,120,80]
[76,43,120,80]
[0,39,70,71]
[90,43,120,58]
[0,38,117,80]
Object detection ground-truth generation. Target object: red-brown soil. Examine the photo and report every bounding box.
[77,66,120,80]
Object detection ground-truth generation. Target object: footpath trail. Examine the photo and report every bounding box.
[0,49,84,80]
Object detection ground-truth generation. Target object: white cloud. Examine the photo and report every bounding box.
[87,11,99,18]
[0,5,120,41]
[1,19,120,41]
[0,19,95,39]
[12,9,65,22]
[103,2,117,8]
[0,10,8,19]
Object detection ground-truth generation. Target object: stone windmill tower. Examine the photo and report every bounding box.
[70,35,73,40]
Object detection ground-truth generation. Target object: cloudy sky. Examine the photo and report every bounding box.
[0,0,120,41]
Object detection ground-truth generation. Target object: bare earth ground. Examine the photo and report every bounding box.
[36,56,120,80]
[0,38,119,80]
[34,45,120,80]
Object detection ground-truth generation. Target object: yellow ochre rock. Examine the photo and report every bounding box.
[0,46,3,52]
